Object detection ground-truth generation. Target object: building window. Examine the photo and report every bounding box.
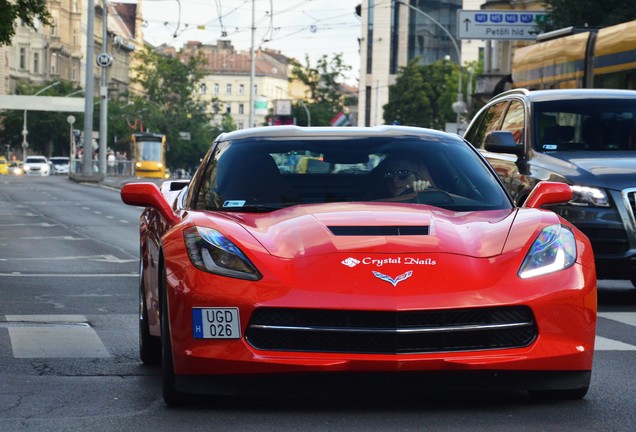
[199,83,206,94]
[214,83,220,94]
[51,53,58,75]
[226,83,232,94]
[238,122,244,129]
[20,48,26,70]
[33,52,39,73]
[51,17,57,36]
[238,103,244,114]
[239,84,245,95]
[72,0,79,13]
[226,105,232,114]
[73,29,78,45]
[72,65,77,81]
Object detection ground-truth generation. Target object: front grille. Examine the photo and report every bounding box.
[245,306,537,354]
[578,227,629,254]
[624,189,636,228]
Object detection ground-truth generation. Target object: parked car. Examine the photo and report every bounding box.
[121,125,596,405]
[464,88,636,287]
[49,156,70,175]
[22,155,50,176]
[0,156,9,175]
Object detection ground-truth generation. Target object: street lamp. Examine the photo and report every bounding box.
[21,81,61,160]
[299,100,311,127]
[395,0,466,133]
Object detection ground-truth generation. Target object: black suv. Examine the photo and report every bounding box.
[464,88,636,286]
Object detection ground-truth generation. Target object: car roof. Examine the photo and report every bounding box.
[215,125,461,143]
[491,88,636,103]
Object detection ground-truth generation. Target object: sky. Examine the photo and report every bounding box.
[123,0,363,85]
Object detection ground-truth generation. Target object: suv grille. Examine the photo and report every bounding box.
[245,306,537,354]
[625,189,636,228]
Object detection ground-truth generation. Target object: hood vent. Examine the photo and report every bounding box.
[328,225,429,236]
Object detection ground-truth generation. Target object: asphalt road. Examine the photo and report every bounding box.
[0,174,635,432]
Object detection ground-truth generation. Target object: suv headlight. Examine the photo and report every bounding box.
[569,185,609,207]
[518,224,576,279]
[183,226,261,280]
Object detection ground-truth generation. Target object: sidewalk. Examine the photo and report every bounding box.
[70,173,164,190]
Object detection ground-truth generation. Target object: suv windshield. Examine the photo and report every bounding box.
[190,135,511,213]
[534,99,636,152]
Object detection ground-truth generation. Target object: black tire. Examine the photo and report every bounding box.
[160,264,188,406]
[528,386,589,400]
[139,274,161,365]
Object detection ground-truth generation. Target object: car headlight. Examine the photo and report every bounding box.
[518,224,576,279]
[569,185,609,207]
[183,226,261,280]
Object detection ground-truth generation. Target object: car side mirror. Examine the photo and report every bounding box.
[523,181,573,209]
[484,131,524,157]
[121,182,180,226]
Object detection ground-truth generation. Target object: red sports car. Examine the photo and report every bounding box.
[121,126,596,405]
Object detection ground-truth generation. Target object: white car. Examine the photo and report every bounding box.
[49,156,70,175]
[23,156,50,176]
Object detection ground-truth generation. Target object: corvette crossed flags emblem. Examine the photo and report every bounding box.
[372,270,413,287]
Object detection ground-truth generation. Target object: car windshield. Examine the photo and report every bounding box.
[51,158,69,165]
[191,134,511,212]
[534,99,636,152]
[25,157,46,164]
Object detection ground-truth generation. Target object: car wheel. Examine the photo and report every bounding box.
[160,263,187,406]
[139,274,161,365]
[528,386,589,400]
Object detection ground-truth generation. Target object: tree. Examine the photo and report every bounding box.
[383,58,479,129]
[539,0,636,32]
[290,53,352,126]
[383,59,431,127]
[0,0,51,46]
[130,46,216,169]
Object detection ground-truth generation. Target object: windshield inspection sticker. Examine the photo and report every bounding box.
[223,200,246,207]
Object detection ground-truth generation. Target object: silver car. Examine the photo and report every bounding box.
[49,156,70,175]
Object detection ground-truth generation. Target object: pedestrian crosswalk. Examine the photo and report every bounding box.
[1,313,635,358]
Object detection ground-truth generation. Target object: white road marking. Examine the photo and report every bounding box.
[4,315,109,358]
[0,273,137,277]
[595,336,636,351]
[0,254,136,264]
[598,312,636,327]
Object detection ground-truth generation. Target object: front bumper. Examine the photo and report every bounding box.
[165,255,597,379]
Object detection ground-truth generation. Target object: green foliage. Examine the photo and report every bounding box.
[1,81,84,157]
[383,58,478,129]
[539,0,636,32]
[0,0,51,45]
[129,46,216,169]
[290,53,352,126]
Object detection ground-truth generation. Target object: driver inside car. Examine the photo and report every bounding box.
[365,154,433,200]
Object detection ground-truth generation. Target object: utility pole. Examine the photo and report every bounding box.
[248,0,256,128]
[98,0,111,176]
[82,0,96,176]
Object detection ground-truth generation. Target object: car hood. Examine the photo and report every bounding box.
[219,203,523,259]
[546,151,636,190]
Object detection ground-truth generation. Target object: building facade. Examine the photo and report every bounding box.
[357,0,485,127]
[180,40,301,129]
[0,0,137,98]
